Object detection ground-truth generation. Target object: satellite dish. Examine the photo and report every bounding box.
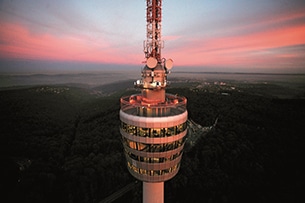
[165,59,173,70]
[147,57,157,69]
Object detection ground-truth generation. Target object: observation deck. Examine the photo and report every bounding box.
[120,93,187,117]
[120,93,188,182]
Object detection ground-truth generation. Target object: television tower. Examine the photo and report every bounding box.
[119,0,188,202]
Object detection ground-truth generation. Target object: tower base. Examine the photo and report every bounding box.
[143,182,164,203]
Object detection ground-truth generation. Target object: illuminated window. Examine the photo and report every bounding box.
[128,140,137,149]
[126,151,182,163]
[127,162,181,176]
[151,157,160,163]
[139,168,147,175]
[122,137,186,153]
[121,122,187,137]
[137,142,147,151]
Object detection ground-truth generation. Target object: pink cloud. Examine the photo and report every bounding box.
[167,11,305,69]
[0,21,142,64]
[1,8,305,71]
[162,35,181,41]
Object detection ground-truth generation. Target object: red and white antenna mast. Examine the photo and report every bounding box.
[144,0,163,62]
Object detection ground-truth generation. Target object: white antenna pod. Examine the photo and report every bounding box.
[146,57,158,69]
[165,58,173,70]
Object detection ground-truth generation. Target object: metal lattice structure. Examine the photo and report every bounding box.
[144,0,163,61]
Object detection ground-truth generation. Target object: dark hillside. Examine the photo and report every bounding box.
[93,80,135,95]
[0,86,133,203]
[166,88,305,203]
[1,84,304,203]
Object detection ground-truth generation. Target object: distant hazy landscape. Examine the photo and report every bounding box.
[0,70,138,88]
[1,70,304,99]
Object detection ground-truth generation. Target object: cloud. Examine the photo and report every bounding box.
[165,10,305,69]
[0,21,142,64]
[1,0,305,72]
[162,35,181,41]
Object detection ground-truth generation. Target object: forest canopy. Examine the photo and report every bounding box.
[0,82,304,203]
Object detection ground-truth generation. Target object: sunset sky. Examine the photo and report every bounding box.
[1,0,305,73]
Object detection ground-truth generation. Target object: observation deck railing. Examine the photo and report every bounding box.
[120,93,187,117]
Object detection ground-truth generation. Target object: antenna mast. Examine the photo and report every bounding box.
[144,0,163,62]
